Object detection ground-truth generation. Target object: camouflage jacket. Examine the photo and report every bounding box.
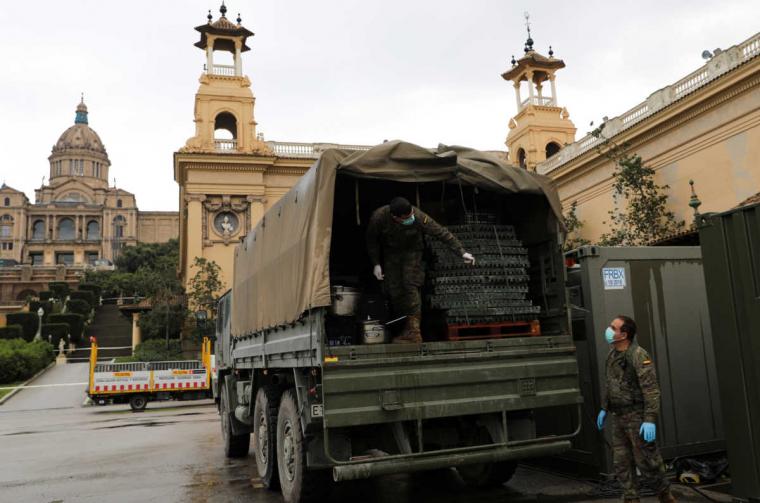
[365,205,465,267]
[602,342,661,423]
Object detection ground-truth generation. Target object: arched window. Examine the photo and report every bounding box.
[86,220,100,240]
[3,197,9,206]
[0,214,13,238]
[113,215,126,238]
[517,148,526,169]
[545,142,561,159]
[32,220,45,240]
[57,218,75,240]
[214,112,238,150]
[117,199,123,208]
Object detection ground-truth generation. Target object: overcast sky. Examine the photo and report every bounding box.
[0,0,757,211]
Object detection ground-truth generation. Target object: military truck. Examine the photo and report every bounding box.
[214,141,582,503]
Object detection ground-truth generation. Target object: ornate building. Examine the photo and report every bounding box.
[521,32,760,241]
[175,4,368,293]
[0,99,179,301]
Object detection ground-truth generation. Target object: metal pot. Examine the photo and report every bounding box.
[362,319,387,344]
[330,286,361,316]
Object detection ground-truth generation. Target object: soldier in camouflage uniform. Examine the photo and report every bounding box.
[366,197,474,343]
[597,315,676,503]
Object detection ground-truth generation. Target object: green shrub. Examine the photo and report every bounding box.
[48,282,70,300]
[5,313,40,342]
[47,313,84,344]
[0,339,55,383]
[29,301,54,321]
[77,283,102,301]
[41,323,70,349]
[66,299,92,317]
[133,339,185,362]
[0,325,23,340]
[70,290,96,308]
[39,291,53,301]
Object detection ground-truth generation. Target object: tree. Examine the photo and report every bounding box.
[187,257,224,316]
[563,201,591,251]
[590,124,684,246]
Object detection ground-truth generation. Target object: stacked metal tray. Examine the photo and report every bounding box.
[427,220,540,324]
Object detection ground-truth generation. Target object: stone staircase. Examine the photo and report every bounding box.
[84,304,133,358]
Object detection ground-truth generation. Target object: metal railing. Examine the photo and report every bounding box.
[537,31,760,175]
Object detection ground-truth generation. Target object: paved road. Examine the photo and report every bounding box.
[0,364,728,503]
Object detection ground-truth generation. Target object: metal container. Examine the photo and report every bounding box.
[361,320,387,344]
[699,203,760,502]
[559,246,723,475]
[330,286,360,316]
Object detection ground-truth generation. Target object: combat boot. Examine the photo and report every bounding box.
[392,315,422,344]
[658,488,677,503]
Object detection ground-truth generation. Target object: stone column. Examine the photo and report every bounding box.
[513,82,522,111]
[549,75,557,106]
[234,40,242,76]
[527,71,535,103]
[131,312,142,350]
[206,42,214,73]
[184,194,206,288]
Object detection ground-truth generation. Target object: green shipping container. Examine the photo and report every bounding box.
[699,202,760,503]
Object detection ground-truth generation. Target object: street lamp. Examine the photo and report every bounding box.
[34,307,44,341]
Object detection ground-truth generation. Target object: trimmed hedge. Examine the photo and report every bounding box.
[39,291,53,301]
[5,313,39,342]
[47,313,85,344]
[29,301,54,321]
[66,299,92,317]
[133,339,185,362]
[0,325,23,340]
[48,282,70,299]
[70,290,96,308]
[0,339,55,383]
[41,323,70,349]
[77,283,102,301]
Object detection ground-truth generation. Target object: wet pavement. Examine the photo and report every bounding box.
[0,363,730,503]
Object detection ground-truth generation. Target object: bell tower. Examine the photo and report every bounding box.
[182,2,271,155]
[502,15,575,171]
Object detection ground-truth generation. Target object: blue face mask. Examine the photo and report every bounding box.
[605,327,617,344]
[400,214,415,226]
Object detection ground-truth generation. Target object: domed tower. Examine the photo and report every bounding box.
[48,97,111,191]
[502,16,575,171]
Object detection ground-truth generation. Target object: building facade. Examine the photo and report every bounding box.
[0,99,179,301]
[522,32,760,241]
[175,5,368,293]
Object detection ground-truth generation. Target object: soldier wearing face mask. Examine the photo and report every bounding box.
[366,197,475,343]
[596,315,676,503]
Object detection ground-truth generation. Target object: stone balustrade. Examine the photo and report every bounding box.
[537,31,760,175]
[268,141,372,159]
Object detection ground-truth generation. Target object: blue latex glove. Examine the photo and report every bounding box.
[640,422,656,442]
[596,410,607,431]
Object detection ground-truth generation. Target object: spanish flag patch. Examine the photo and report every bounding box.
[642,359,652,365]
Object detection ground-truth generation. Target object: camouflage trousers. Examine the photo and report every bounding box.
[383,256,423,317]
[612,411,670,499]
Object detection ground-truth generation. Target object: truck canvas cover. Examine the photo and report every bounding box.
[231,140,564,337]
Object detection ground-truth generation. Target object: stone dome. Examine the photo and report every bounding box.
[51,99,109,160]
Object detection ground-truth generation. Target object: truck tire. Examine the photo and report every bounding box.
[253,386,280,489]
[129,394,147,412]
[221,385,250,458]
[456,460,517,488]
[276,390,331,503]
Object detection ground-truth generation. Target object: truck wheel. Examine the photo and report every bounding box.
[276,390,331,503]
[221,386,250,458]
[457,460,517,488]
[129,394,147,412]
[253,386,281,489]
